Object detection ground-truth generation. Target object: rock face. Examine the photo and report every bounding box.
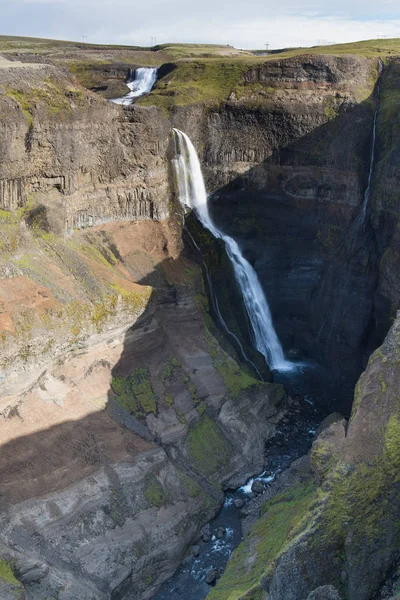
[1,48,400,600]
[209,313,400,600]
[0,58,292,599]
[0,61,170,233]
[0,211,287,599]
[170,54,400,410]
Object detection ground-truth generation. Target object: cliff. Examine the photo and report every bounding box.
[210,311,400,600]
[0,58,170,231]
[0,56,286,599]
[1,39,400,600]
[161,53,400,409]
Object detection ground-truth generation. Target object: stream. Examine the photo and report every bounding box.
[152,129,348,599]
[153,363,334,600]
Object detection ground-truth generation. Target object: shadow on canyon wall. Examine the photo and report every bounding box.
[2,73,399,579]
[185,78,399,401]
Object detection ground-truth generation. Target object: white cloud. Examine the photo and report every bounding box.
[1,0,400,50]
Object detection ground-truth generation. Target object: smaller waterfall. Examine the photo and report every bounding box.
[359,59,383,223]
[173,128,292,372]
[111,67,158,105]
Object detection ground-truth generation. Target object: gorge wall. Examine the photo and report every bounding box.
[166,54,400,410]
[0,58,287,599]
[1,47,400,600]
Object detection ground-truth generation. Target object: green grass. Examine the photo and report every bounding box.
[144,478,167,507]
[317,415,400,545]
[208,482,317,599]
[187,414,231,476]
[177,469,202,498]
[0,559,21,588]
[6,83,83,125]
[161,357,181,382]
[111,368,157,419]
[138,60,250,110]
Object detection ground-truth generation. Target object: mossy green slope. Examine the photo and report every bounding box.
[210,315,400,600]
[207,482,317,600]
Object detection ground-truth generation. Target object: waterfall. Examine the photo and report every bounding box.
[111,67,158,106]
[359,59,383,223]
[173,128,292,372]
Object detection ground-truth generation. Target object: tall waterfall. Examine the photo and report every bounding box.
[173,128,292,372]
[111,67,158,105]
[359,59,383,223]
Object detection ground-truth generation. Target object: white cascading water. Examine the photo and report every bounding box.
[359,59,383,222]
[111,67,158,105]
[173,128,292,371]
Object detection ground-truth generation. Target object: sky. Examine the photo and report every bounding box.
[1,0,400,49]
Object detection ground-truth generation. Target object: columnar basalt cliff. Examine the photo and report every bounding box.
[1,41,400,600]
[0,60,170,233]
[166,55,400,402]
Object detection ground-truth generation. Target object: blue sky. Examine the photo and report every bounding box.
[1,0,400,49]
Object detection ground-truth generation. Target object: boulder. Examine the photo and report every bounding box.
[306,585,341,600]
[205,569,218,585]
[190,545,200,558]
[251,480,265,494]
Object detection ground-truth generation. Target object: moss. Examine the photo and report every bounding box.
[110,284,152,313]
[233,82,275,101]
[91,300,112,330]
[138,59,250,111]
[161,357,181,382]
[317,225,342,248]
[324,96,340,120]
[6,88,34,125]
[144,478,167,507]
[111,368,157,419]
[187,414,231,476]
[164,393,174,406]
[208,482,317,599]
[194,290,262,396]
[310,441,337,482]
[0,208,23,255]
[204,328,260,395]
[176,408,187,425]
[0,559,21,588]
[109,489,125,527]
[187,381,198,402]
[177,470,202,498]
[321,416,400,544]
[350,372,365,419]
[7,83,74,124]
[196,401,207,415]
[378,374,388,392]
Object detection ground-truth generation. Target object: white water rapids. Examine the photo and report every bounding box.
[111,67,157,105]
[173,128,292,372]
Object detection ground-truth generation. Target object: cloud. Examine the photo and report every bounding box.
[1,0,400,49]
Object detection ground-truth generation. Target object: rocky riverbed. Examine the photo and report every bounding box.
[152,363,333,599]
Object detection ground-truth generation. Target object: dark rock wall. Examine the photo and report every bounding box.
[171,55,400,406]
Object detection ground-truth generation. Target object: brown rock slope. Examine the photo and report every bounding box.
[0,60,287,599]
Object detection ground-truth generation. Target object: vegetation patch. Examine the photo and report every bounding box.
[204,327,260,395]
[208,482,317,599]
[177,470,202,498]
[111,368,157,419]
[144,477,167,507]
[187,413,231,476]
[161,357,181,382]
[322,416,400,544]
[0,559,21,588]
[138,59,250,111]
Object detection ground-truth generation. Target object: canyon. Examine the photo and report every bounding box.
[0,37,400,600]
